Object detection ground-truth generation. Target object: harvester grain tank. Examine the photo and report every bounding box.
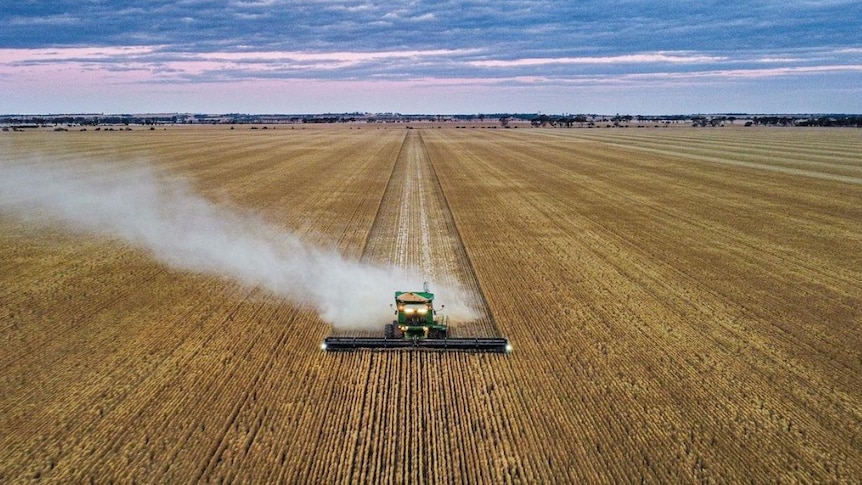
[322,285,510,353]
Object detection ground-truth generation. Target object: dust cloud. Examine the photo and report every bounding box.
[0,155,478,330]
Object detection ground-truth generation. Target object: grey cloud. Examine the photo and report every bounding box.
[1,0,860,94]
[3,1,860,54]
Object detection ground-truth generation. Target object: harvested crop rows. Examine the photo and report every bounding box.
[1,126,861,482]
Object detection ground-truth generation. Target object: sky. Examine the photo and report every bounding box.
[1,1,861,115]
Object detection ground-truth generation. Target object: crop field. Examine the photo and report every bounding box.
[1,125,861,482]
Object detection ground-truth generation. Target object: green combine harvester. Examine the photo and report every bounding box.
[322,284,511,353]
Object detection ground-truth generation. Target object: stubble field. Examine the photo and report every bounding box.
[1,125,860,483]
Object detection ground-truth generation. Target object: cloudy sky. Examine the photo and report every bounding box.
[2,1,861,114]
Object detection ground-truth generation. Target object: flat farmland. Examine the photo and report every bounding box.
[1,125,860,482]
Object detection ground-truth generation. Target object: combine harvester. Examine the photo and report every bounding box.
[322,284,511,353]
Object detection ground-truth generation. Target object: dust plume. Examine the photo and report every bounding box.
[0,155,478,329]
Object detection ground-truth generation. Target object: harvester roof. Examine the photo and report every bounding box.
[395,291,433,303]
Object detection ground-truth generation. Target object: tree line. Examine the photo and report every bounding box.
[750,116,862,127]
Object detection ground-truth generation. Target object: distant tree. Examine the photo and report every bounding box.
[499,116,511,128]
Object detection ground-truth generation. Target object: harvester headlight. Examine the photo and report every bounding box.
[320,342,328,351]
[404,308,415,314]
[505,343,513,353]
[417,308,428,314]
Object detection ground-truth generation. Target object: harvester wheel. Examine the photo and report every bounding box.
[385,323,404,339]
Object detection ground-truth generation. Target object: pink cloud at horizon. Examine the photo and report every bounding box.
[2,46,861,114]
[468,52,727,68]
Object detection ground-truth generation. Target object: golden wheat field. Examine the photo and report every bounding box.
[1,125,861,483]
